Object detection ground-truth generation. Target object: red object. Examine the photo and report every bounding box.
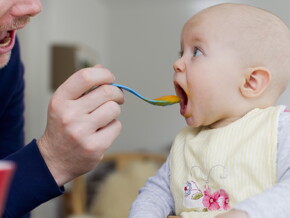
[0,161,15,216]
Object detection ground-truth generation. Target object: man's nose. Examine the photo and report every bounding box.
[11,0,42,17]
[173,58,186,73]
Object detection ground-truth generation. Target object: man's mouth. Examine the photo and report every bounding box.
[0,30,16,55]
[174,83,188,116]
[0,31,12,48]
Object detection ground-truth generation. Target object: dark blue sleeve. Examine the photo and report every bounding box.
[0,38,63,217]
[4,140,64,217]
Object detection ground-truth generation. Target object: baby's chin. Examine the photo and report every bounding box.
[185,116,198,127]
[185,116,214,129]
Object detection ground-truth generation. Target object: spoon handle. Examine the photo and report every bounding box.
[111,83,153,103]
[111,83,179,106]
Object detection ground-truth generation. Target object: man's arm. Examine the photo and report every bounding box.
[0,38,63,217]
[0,38,124,216]
[3,140,63,217]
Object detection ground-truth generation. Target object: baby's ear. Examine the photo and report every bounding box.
[240,67,271,98]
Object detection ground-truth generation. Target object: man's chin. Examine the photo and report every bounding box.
[0,52,11,69]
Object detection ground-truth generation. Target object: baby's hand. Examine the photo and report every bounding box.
[215,209,249,218]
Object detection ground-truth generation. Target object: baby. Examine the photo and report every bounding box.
[129,3,290,218]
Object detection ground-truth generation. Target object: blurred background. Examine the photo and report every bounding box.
[17,0,290,217]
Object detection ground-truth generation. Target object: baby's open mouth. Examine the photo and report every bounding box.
[174,84,188,116]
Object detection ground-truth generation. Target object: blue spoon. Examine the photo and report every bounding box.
[111,83,180,106]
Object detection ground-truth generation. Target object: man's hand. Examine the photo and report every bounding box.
[37,65,124,186]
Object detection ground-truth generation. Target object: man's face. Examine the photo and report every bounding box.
[0,0,42,69]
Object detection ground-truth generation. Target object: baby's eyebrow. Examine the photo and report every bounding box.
[179,34,205,53]
[191,36,203,43]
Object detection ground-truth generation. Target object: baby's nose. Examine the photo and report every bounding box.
[173,58,186,73]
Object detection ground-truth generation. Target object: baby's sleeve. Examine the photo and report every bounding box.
[129,156,175,218]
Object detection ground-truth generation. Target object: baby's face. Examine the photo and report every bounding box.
[173,11,245,128]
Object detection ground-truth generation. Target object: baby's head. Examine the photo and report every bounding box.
[173,3,290,128]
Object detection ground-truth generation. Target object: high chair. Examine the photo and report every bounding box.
[61,152,166,217]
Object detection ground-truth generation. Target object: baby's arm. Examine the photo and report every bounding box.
[129,156,174,218]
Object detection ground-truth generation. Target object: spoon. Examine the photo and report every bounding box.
[111,83,180,106]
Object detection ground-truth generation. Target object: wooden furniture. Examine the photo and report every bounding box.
[62,152,166,217]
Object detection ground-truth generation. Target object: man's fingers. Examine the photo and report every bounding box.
[62,101,121,141]
[91,101,122,130]
[85,119,122,156]
[55,66,115,100]
[76,84,124,113]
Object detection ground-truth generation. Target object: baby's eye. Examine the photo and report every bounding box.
[193,48,202,57]
[179,50,184,57]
